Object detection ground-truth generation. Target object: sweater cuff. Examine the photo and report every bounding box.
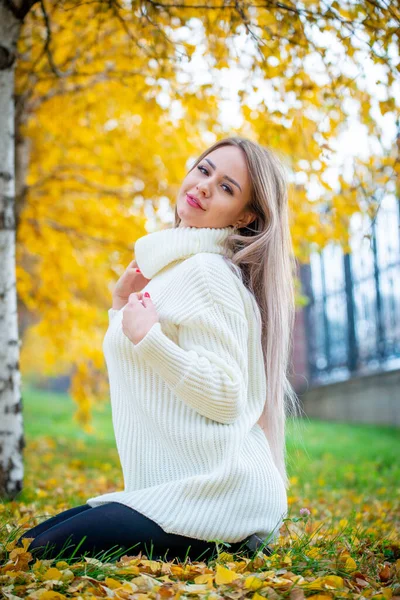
[132,321,191,388]
[108,308,120,323]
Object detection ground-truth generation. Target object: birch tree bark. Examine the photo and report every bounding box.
[0,0,34,499]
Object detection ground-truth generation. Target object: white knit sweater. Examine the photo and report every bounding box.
[87,225,288,544]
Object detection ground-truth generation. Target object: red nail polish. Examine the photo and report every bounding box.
[135,268,141,272]
[144,292,150,298]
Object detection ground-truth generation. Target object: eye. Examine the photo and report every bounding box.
[222,183,233,195]
[197,165,233,195]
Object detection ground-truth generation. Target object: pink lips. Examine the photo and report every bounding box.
[186,194,203,209]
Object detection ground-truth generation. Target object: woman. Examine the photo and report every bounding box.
[17,136,300,564]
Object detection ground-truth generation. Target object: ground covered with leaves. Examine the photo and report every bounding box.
[0,386,399,599]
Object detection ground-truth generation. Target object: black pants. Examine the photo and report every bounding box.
[16,502,252,563]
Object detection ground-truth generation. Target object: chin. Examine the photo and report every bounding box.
[177,201,197,226]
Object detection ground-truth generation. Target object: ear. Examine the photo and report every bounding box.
[240,212,257,228]
[247,212,257,225]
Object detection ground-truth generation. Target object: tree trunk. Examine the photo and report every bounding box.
[15,113,31,232]
[0,0,25,500]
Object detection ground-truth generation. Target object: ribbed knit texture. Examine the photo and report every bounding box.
[86,225,288,544]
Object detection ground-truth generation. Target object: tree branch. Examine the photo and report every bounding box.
[39,0,76,76]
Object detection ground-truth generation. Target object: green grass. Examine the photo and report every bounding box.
[286,416,400,493]
[1,382,399,596]
[20,379,400,495]
[21,380,115,447]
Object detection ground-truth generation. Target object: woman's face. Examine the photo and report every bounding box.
[176,145,256,229]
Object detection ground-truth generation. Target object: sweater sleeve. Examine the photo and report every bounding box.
[132,302,249,424]
[108,308,120,322]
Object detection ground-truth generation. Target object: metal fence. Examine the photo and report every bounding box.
[300,194,400,385]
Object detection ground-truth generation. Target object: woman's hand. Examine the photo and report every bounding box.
[122,292,159,345]
[112,259,151,310]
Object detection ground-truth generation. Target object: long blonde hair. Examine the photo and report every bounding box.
[174,136,302,490]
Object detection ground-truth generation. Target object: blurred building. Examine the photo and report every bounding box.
[291,192,400,427]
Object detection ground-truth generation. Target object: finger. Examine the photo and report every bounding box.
[141,293,152,307]
[128,292,140,303]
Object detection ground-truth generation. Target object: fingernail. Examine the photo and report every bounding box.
[135,268,141,273]
[144,292,150,298]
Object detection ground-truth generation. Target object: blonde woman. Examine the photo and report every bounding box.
[18,136,300,564]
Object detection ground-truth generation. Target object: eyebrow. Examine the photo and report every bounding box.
[204,158,242,192]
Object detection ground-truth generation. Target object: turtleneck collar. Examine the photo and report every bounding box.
[134,225,235,279]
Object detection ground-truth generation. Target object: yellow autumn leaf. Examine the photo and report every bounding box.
[338,552,358,572]
[304,575,344,590]
[217,551,234,561]
[215,564,242,585]
[244,574,264,590]
[6,537,32,553]
[39,592,67,600]
[140,559,160,572]
[344,556,358,571]
[379,99,396,115]
[104,577,123,589]
[306,547,322,559]
[324,575,344,589]
[43,567,63,581]
[3,569,27,579]
[194,573,214,584]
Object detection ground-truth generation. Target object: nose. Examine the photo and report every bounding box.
[196,180,210,197]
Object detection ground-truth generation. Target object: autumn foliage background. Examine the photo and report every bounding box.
[13,0,399,430]
[0,0,399,597]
